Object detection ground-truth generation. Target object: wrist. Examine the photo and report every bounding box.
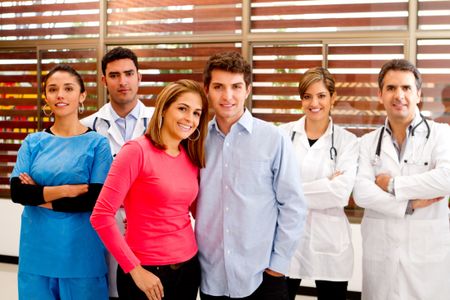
[406,200,415,215]
[387,177,395,195]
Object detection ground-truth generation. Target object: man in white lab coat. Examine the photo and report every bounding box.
[81,47,154,299]
[353,59,450,300]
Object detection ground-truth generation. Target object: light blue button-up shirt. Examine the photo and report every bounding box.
[195,110,307,298]
[110,103,140,142]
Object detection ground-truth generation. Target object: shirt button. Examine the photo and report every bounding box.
[225,207,229,211]
[224,163,228,168]
[227,250,231,254]
[226,143,230,147]
[225,185,228,190]
[226,229,229,233]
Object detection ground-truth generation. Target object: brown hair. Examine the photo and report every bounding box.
[203,51,252,90]
[298,67,336,99]
[378,59,422,91]
[145,79,209,168]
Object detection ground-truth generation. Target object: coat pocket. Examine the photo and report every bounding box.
[409,219,450,263]
[309,212,351,256]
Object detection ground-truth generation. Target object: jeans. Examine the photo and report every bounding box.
[200,271,289,300]
[117,254,200,300]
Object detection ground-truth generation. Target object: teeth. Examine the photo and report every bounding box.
[310,108,321,112]
[178,123,191,130]
[55,103,68,107]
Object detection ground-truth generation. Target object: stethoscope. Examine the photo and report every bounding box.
[291,123,337,161]
[371,114,430,166]
[92,116,148,135]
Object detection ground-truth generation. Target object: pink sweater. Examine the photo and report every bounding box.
[91,136,199,273]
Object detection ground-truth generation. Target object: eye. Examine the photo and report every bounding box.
[213,85,222,90]
[302,95,310,100]
[232,84,242,90]
[47,87,56,93]
[178,106,187,112]
[125,71,134,77]
[194,111,202,117]
[65,86,74,92]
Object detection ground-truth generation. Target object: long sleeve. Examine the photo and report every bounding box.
[303,132,358,210]
[90,141,143,273]
[393,122,450,201]
[10,177,102,212]
[10,177,45,205]
[52,184,104,212]
[353,130,408,218]
[269,130,307,274]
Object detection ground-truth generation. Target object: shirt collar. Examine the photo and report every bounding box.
[210,109,253,135]
[109,102,140,122]
[384,106,422,136]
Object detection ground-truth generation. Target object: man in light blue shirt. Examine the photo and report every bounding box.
[195,51,307,299]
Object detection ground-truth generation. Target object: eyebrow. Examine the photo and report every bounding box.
[108,69,134,75]
[178,102,202,111]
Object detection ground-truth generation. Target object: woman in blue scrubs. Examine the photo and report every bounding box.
[10,64,112,300]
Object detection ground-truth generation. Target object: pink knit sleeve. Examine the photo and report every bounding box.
[90,140,143,273]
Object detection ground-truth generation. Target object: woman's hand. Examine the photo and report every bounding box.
[130,265,164,300]
[19,172,36,185]
[329,170,344,180]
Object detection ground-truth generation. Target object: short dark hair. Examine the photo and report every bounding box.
[378,59,422,91]
[101,47,139,75]
[203,51,252,89]
[43,64,85,96]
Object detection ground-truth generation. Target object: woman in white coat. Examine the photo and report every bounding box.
[280,67,358,300]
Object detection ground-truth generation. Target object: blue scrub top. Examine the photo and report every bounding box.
[11,131,112,278]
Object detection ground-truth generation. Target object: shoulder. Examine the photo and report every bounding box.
[334,124,357,141]
[278,121,296,133]
[359,127,383,147]
[252,117,283,136]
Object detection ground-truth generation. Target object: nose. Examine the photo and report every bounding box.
[119,74,127,85]
[222,87,233,101]
[310,96,319,106]
[394,87,404,99]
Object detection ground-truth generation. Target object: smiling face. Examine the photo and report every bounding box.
[206,69,251,133]
[160,91,203,144]
[44,71,86,118]
[102,58,141,114]
[378,70,421,125]
[301,80,335,123]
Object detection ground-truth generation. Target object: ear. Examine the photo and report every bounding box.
[101,75,107,87]
[331,92,337,108]
[245,84,252,99]
[417,88,422,104]
[138,71,142,84]
[377,89,383,105]
[79,91,87,104]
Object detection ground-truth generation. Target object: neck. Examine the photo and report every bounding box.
[110,99,138,118]
[305,117,330,140]
[388,115,415,145]
[216,112,244,135]
[160,129,181,156]
[52,116,86,137]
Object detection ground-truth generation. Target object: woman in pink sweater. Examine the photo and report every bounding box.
[91,79,209,300]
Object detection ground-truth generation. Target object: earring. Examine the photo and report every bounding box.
[188,128,200,142]
[78,102,85,114]
[42,103,53,117]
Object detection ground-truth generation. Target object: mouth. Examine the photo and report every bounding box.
[55,102,68,107]
[178,123,193,132]
[309,108,321,113]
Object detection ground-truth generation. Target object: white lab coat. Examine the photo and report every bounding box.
[353,111,450,300]
[81,100,154,297]
[280,117,357,281]
[81,100,154,158]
